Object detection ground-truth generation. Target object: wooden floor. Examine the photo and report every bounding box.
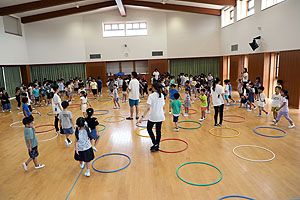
[1,91,300,200]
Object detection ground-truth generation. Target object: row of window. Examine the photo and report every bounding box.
[222,0,286,28]
[103,22,147,37]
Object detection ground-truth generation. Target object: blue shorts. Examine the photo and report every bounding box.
[173,115,179,122]
[2,103,11,110]
[225,95,229,100]
[62,127,73,134]
[114,97,119,102]
[91,129,99,140]
[129,99,139,107]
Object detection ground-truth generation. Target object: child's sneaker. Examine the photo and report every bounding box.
[199,118,204,121]
[84,170,90,177]
[64,139,69,147]
[68,140,72,145]
[272,122,278,126]
[253,107,257,110]
[205,110,208,114]
[288,124,295,129]
[256,114,262,117]
[173,128,179,132]
[38,111,41,116]
[118,106,121,109]
[247,109,252,112]
[169,111,171,115]
[207,110,210,114]
[35,164,45,169]
[113,106,117,109]
[266,112,270,117]
[17,107,20,110]
[92,146,98,152]
[80,162,85,169]
[22,163,27,171]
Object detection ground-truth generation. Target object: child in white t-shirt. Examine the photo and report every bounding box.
[256,86,269,117]
[80,91,90,118]
[271,86,282,122]
[224,80,230,105]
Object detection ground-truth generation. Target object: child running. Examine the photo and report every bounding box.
[271,86,282,122]
[113,84,120,109]
[85,108,100,152]
[257,86,269,117]
[184,88,191,117]
[122,79,128,103]
[58,101,74,147]
[169,84,179,114]
[199,88,207,121]
[171,93,183,132]
[80,91,90,117]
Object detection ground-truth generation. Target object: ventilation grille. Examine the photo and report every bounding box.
[152,51,163,56]
[90,54,101,59]
[231,44,238,51]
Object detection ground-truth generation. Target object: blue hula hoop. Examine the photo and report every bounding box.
[136,119,148,128]
[253,127,287,138]
[87,98,96,101]
[94,110,109,116]
[218,195,255,200]
[92,153,131,173]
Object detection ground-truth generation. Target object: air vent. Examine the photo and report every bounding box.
[152,51,163,56]
[231,44,238,51]
[90,54,101,59]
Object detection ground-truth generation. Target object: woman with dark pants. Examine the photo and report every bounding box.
[139,82,165,152]
[210,77,225,127]
[52,85,63,133]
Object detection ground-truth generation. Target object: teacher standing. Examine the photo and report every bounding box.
[153,68,160,81]
[211,77,225,127]
[126,72,140,120]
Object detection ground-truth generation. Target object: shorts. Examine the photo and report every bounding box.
[74,88,79,92]
[92,89,97,95]
[254,87,259,94]
[272,107,279,112]
[225,95,229,100]
[2,103,11,110]
[98,88,102,92]
[35,97,39,101]
[114,97,119,102]
[129,99,139,107]
[47,94,51,99]
[62,127,74,134]
[173,115,179,122]
[229,95,232,99]
[81,104,87,113]
[201,107,206,111]
[122,91,127,94]
[28,146,39,159]
[90,128,99,140]
[259,106,264,110]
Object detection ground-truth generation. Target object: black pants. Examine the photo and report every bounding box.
[55,114,59,132]
[147,121,162,146]
[214,104,224,125]
[16,95,21,108]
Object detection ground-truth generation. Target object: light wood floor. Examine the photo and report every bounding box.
[0,91,299,200]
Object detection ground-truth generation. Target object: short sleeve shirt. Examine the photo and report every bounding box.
[58,110,73,129]
[200,94,208,107]
[90,82,98,90]
[171,100,182,116]
[24,127,38,149]
[52,93,62,114]
[147,92,165,122]
[169,89,179,100]
[128,79,140,100]
[211,85,225,106]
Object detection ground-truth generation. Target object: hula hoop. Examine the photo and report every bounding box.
[233,145,275,162]
[209,127,240,138]
[136,128,165,138]
[224,107,229,111]
[0,112,11,119]
[136,119,153,128]
[97,124,106,132]
[98,98,112,102]
[103,115,125,123]
[92,153,131,173]
[68,103,80,108]
[178,121,202,130]
[18,111,23,115]
[38,132,58,142]
[87,98,96,101]
[253,127,286,138]
[176,161,222,186]
[218,195,255,200]
[159,138,188,153]
[35,124,56,134]
[223,115,246,123]
[188,108,198,115]
[10,121,23,128]
[94,110,109,116]
[47,111,55,116]
[1,118,13,123]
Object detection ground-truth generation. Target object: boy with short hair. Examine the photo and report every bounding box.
[22,97,34,121]
[199,88,207,121]
[169,84,179,114]
[113,84,120,109]
[271,86,282,121]
[224,80,230,105]
[257,86,269,117]
[22,117,45,171]
[58,101,74,147]
[171,93,183,132]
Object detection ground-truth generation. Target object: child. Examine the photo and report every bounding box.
[205,86,211,114]
[254,77,261,101]
[224,80,230,105]
[142,80,148,98]
[58,101,74,147]
[32,85,40,106]
[1,89,11,112]
[16,87,21,110]
[207,73,213,84]
[191,78,197,99]
[271,86,282,121]
[169,84,179,114]
[239,94,248,108]
[39,85,46,106]
[97,77,102,97]
[113,84,120,109]
[66,82,73,102]
[237,79,243,98]
[22,97,34,121]
[272,90,295,128]
[45,83,51,105]
[122,79,128,103]
[171,93,183,132]
[90,79,98,98]
[228,80,235,103]
[247,83,257,111]
[85,108,100,152]
[199,88,207,121]
[277,80,283,89]
[80,91,90,118]
[74,117,95,177]
[257,86,269,117]
[22,117,45,171]
[108,79,114,97]
[184,88,191,117]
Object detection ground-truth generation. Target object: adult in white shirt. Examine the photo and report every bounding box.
[210,77,225,127]
[153,69,160,81]
[139,82,165,152]
[52,85,63,133]
[241,68,248,92]
[126,72,140,120]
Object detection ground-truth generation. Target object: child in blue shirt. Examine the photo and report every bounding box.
[169,84,179,114]
[228,80,236,103]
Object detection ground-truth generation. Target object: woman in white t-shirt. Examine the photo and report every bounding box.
[241,68,248,92]
[52,85,63,133]
[210,77,225,127]
[153,69,160,81]
[139,82,165,152]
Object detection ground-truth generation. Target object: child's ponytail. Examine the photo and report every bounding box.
[152,82,162,98]
[282,90,289,100]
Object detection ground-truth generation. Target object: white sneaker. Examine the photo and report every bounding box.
[266,112,270,117]
[253,107,257,110]
[64,139,69,147]
[199,118,204,121]
[92,146,98,152]
[80,162,85,169]
[113,106,117,109]
[173,128,179,132]
[207,110,211,114]
[256,114,262,117]
[272,122,278,126]
[84,170,90,177]
[35,164,45,169]
[17,107,20,110]
[288,124,295,129]
[205,110,208,114]
[68,140,72,145]
[169,111,172,114]
[22,163,27,171]
[247,109,252,112]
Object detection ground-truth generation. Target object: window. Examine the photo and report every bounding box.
[121,61,134,75]
[103,21,147,38]
[3,16,22,36]
[261,0,286,10]
[221,6,234,27]
[106,62,120,75]
[135,61,148,74]
[237,0,255,21]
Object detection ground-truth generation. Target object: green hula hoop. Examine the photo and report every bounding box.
[98,97,113,102]
[178,121,202,129]
[47,111,55,116]
[97,124,106,132]
[176,161,223,186]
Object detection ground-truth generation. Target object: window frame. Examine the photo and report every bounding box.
[102,21,148,38]
[261,0,286,10]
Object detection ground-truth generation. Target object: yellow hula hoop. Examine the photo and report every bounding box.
[0,112,11,119]
[103,115,126,123]
[136,128,165,138]
[209,127,240,138]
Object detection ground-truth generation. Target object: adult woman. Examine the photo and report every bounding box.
[153,68,160,81]
[52,85,63,133]
[210,77,225,127]
[242,68,248,91]
[138,82,165,152]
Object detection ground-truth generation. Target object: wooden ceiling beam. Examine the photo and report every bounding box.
[0,0,85,16]
[115,0,126,16]
[123,0,221,16]
[21,1,116,24]
[175,0,236,7]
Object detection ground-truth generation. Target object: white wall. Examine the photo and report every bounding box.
[0,16,29,65]
[220,0,300,55]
